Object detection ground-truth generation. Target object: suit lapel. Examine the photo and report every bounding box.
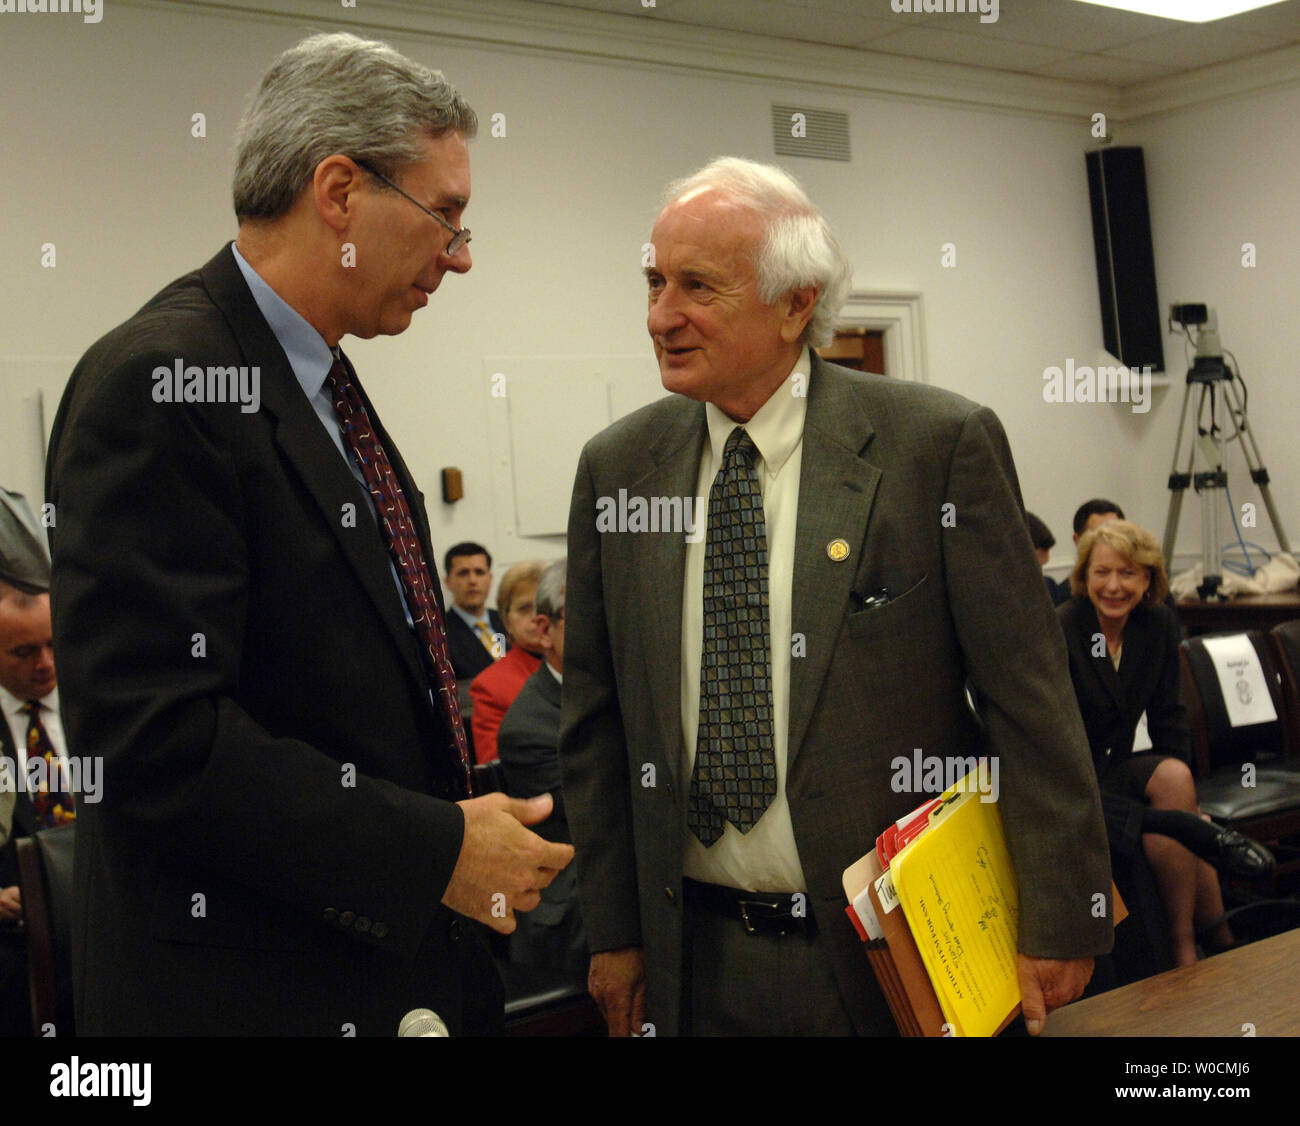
[0,703,38,837]
[634,404,706,782]
[788,358,880,769]
[199,246,430,698]
[534,663,562,709]
[1076,599,1124,708]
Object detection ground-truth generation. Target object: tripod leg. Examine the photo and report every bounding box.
[1163,381,1198,565]
[1222,379,1292,554]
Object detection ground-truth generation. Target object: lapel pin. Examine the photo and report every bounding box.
[827,539,850,562]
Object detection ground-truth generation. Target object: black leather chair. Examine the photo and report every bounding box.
[1270,619,1300,758]
[1180,631,1300,878]
[14,821,76,1036]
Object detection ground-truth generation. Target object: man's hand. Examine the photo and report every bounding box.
[0,885,21,925]
[441,792,574,933]
[1017,953,1092,1035]
[589,946,647,1037]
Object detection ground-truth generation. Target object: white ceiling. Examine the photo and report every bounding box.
[523,0,1300,87]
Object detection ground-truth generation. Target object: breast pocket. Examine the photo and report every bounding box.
[845,574,930,643]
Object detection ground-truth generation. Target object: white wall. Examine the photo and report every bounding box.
[1130,85,1300,576]
[2,0,1295,596]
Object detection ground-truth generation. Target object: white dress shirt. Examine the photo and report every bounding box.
[681,348,811,893]
[0,684,68,778]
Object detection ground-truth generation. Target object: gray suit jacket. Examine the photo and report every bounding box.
[559,355,1112,1036]
[498,663,585,971]
[498,662,568,840]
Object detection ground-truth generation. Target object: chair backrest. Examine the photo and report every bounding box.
[14,821,76,1036]
[1270,620,1300,757]
[1179,631,1288,775]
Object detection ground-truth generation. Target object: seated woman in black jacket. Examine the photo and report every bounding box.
[1058,520,1233,966]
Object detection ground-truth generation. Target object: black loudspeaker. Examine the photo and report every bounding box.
[1085,146,1165,373]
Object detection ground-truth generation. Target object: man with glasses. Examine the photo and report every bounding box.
[47,32,571,1037]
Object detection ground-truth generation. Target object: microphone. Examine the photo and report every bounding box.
[398,1008,450,1037]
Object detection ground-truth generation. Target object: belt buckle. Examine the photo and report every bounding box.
[737,896,785,936]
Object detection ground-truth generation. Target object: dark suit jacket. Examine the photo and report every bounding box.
[560,355,1112,1036]
[497,663,584,971]
[498,663,568,840]
[0,716,37,891]
[446,607,506,683]
[46,244,499,1036]
[1057,597,1191,778]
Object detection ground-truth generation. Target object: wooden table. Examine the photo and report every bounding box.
[1176,591,1300,637]
[1043,927,1300,1036]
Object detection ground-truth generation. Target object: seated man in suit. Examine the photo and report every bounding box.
[443,541,506,759]
[444,541,507,680]
[1073,497,1125,545]
[1026,511,1069,607]
[497,559,586,981]
[0,492,67,1034]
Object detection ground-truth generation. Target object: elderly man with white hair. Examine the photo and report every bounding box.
[561,156,1113,1037]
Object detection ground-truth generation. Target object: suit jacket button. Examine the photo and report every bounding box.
[449,919,462,942]
[324,908,339,925]
[372,922,389,939]
[340,910,356,927]
[355,916,371,933]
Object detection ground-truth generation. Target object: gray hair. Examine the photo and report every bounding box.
[233,32,477,220]
[535,558,566,620]
[0,580,40,612]
[661,157,852,347]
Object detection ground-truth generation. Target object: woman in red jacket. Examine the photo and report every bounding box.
[471,559,547,763]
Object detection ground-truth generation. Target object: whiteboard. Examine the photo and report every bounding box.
[484,354,665,542]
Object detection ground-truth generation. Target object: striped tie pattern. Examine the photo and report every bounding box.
[325,359,473,798]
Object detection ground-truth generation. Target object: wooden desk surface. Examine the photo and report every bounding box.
[1044,927,1300,1037]
[1176,590,1300,636]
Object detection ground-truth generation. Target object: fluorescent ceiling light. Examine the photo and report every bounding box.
[1073,0,1289,22]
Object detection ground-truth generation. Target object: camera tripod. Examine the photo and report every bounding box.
[1162,353,1290,600]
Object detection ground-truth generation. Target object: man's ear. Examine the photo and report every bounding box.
[779,285,819,344]
[536,613,554,649]
[313,155,365,234]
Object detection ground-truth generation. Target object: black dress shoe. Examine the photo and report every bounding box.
[1211,827,1275,879]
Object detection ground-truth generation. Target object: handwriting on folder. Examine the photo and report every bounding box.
[890,760,1020,1038]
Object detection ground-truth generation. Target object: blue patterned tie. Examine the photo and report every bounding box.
[689,427,777,845]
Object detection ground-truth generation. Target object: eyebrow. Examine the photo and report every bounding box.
[643,264,724,286]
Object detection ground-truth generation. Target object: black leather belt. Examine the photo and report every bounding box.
[682,878,816,937]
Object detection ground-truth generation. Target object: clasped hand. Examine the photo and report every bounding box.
[441,792,574,933]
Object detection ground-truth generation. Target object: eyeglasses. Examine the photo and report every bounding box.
[355,159,471,256]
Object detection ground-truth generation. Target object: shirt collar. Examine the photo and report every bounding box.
[703,346,810,478]
[230,243,337,402]
[450,603,489,631]
[0,683,58,715]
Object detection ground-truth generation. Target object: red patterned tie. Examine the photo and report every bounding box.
[325,359,474,798]
[24,702,75,828]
